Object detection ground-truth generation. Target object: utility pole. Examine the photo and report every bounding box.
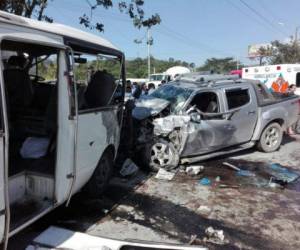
[295,26,300,43]
[236,56,239,70]
[293,26,300,63]
[147,28,151,79]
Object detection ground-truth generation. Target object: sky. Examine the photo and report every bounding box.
[44,0,300,66]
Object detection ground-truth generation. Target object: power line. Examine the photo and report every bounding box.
[158,23,233,56]
[227,0,271,30]
[258,0,285,25]
[155,28,213,56]
[238,0,288,37]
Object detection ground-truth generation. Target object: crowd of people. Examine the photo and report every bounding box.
[125,80,156,99]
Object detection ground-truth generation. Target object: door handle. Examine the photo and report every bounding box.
[248,111,256,115]
[224,124,235,130]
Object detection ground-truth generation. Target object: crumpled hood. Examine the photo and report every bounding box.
[132,96,170,120]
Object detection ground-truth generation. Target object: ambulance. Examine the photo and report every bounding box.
[242,64,300,95]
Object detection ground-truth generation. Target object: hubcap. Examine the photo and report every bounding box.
[265,127,279,148]
[150,142,173,168]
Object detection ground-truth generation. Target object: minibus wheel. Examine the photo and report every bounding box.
[85,150,113,198]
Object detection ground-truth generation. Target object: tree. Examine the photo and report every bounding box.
[197,57,242,73]
[268,40,300,64]
[0,0,53,22]
[256,46,273,65]
[0,0,161,32]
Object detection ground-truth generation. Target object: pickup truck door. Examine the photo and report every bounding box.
[223,86,258,145]
[181,91,233,157]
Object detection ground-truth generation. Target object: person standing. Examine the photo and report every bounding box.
[286,84,298,135]
[148,83,155,95]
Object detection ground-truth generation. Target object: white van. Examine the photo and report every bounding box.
[0,11,125,247]
[146,73,170,89]
[242,64,300,95]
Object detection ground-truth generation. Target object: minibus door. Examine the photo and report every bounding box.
[0,130,6,244]
[0,60,9,246]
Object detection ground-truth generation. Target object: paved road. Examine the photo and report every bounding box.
[8,135,300,250]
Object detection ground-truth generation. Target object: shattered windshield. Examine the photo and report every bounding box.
[150,84,193,112]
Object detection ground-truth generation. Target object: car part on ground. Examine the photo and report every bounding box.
[28,226,208,250]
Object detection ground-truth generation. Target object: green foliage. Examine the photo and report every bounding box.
[1,0,53,22]
[80,0,161,32]
[269,40,300,64]
[37,59,57,80]
[71,57,194,80]
[126,57,193,78]
[197,57,242,73]
[0,1,161,32]
[255,46,273,65]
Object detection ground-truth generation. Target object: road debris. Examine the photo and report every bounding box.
[120,159,139,177]
[188,234,198,245]
[199,178,211,186]
[155,168,177,180]
[236,169,256,177]
[28,226,208,250]
[223,162,255,177]
[197,205,212,214]
[203,226,229,245]
[186,165,204,176]
[222,162,241,171]
[268,180,281,189]
[265,163,299,183]
[218,184,240,189]
[179,165,186,173]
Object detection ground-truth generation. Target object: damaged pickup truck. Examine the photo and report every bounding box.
[132,74,300,171]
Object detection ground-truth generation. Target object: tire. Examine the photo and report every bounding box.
[147,139,179,172]
[257,122,283,153]
[84,150,114,199]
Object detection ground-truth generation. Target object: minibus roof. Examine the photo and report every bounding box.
[0,11,123,57]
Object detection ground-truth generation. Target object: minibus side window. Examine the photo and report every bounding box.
[72,53,122,113]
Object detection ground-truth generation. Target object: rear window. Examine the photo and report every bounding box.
[226,88,250,109]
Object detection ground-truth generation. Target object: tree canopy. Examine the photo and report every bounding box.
[252,40,300,65]
[0,0,161,32]
[268,40,300,64]
[197,57,242,73]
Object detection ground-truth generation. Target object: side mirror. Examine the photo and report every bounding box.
[190,112,201,123]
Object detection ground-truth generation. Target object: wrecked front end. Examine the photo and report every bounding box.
[129,84,195,171]
[132,96,172,145]
[132,97,191,171]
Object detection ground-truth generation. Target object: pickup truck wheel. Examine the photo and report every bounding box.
[84,151,113,199]
[257,122,283,152]
[149,139,179,172]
